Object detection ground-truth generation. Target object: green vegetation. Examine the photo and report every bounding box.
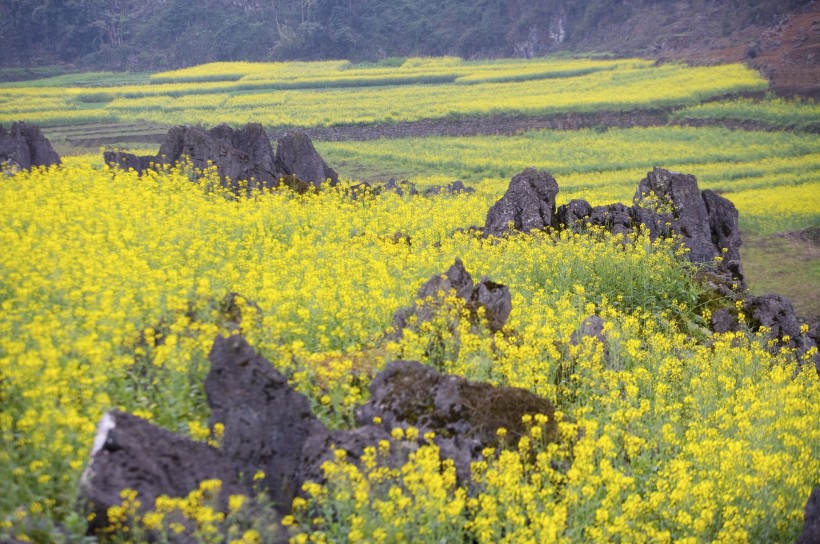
[0,0,807,70]
[674,97,820,131]
[0,58,767,128]
[1,162,817,543]
[318,126,820,234]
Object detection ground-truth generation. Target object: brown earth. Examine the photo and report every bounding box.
[668,1,820,98]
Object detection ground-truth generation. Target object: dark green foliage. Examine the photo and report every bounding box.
[0,0,812,71]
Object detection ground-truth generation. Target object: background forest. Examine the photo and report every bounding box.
[0,0,811,72]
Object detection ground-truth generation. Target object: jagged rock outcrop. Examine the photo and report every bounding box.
[555,198,593,232]
[158,124,280,191]
[709,293,819,370]
[0,122,60,170]
[205,334,333,511]
[102,150,155,173]
[588,202,635,237]
[382,178,418,197]
[483,168,559,237]
[82,333,563,538]
[274,131,338,188]
[798,487,820,544]
[79,410,250,536]
[423,179,475,196]
[356,359,558,481]
[392,258,512,336]
[486,167,744,287]
[103,124,336,193]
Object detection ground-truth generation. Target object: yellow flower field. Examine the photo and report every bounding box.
[0,58,767,128]
[0,161,817,542]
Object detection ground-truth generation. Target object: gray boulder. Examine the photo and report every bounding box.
[702,189,744,285]
[79,410,249,537]
[356,360,558,481]
[393,258,512,336]
[103,124,338,194]
[797,487,820,544]
[555,199,593,232]
[103,150,155,173]
[205,334,391,508]
[205,334,329,511]
[634,166,717,264]
[570,315,610,364]
[588,203,636,237]
[483,168,559,237]
[0,122,60,170]
[275,131,338,188]
[158,124,280,191]
[423,179,475,196]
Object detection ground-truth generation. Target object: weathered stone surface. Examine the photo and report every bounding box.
[158,124,280,191]
[102,124,338,193]
[708,293,819,369]
[296,425,392,489]
[79,410,246,535]
[797,487,820,544]
[423,179,475,196]
[634,166,717,263]
[205,334,328,511]
[275,131,338,188]
[0,122,60,170]
[710,307,739,334]
[103,150,155,173]
[702,189,745,285]
[588,203,635,236]
[555,199,593,231]
[393,258,512,336]
[570,315,610,364]
[356,360,558,480]
[744,293,802,341]
[383,178,418,196]
[483,168,559,237]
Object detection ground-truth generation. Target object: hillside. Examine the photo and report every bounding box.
[1,0,817,95]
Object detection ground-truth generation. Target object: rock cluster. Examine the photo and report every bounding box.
[483,168,559,236]
[0,122,61,171]
[392,257,512,336]
[484,166,744,287]
[483,166,820,369]
[80,331,558,539]
[104,123,337,194]
[711,293,820,371]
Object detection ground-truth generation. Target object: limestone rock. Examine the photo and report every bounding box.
[483,168,559,237]
[797,487,820,544]
[205,334,328,511]
[356,360,558,480]
[275,131,338,188]
[555,199,593,231]
[79,411,247,536]
[0,122,60,170]
[423,179,475,196]
[393,258,512,336]
[588,203,635,237]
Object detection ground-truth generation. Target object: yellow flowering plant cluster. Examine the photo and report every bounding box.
[100,480,279,544]
[288,438,467,543]
[0,155,817,542]
[0,58,767,128]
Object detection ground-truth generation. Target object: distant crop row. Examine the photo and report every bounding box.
[315,126,820,235]
[0,58,769,128]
